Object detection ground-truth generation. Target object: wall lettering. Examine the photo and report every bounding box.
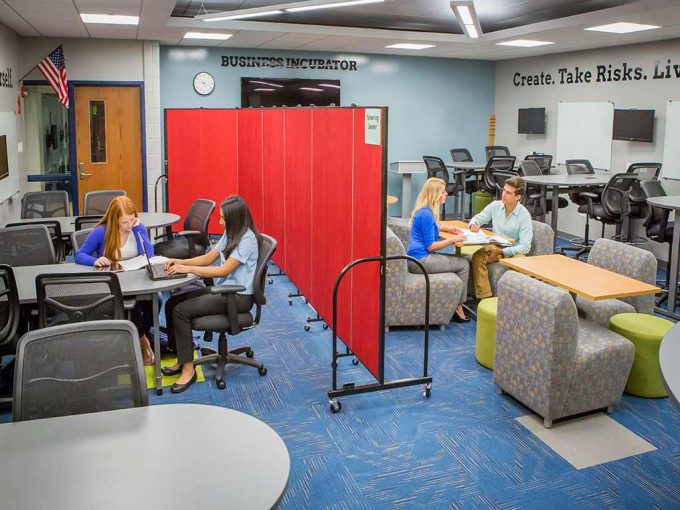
[221,55,358,71]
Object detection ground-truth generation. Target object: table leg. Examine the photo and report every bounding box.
[668,223,680,312]
[551,185,559,251]
[152,292,163,395]
[402,173,412,218]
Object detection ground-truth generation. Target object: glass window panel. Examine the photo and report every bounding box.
[90,101,106,163]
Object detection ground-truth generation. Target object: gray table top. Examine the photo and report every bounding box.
[522,173,612,187]
[646,195,680,211]
[13,263,199,304]
[4,212,180,235]
[0,404,290,510]
[660,322,680,410]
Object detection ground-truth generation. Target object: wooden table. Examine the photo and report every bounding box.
[387,195,398,206]
[500,254,659,300]
[440,220,513,255]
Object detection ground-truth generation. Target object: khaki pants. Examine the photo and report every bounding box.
[471,246,524,299]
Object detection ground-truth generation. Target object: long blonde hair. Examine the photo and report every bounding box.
[411,177,445,223]
[97,196,138,262]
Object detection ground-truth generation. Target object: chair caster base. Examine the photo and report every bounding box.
[216,379,226,390]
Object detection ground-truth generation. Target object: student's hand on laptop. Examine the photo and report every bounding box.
[164,258,178,270]
[469,223,480,233]
[94,256,111,267]
[167,262,187,275]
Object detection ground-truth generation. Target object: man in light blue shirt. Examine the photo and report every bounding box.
[468,175,533,298]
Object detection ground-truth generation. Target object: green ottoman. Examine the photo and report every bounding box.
[609,313,673,398]
[473,191,493,215]
[475,297,498,369]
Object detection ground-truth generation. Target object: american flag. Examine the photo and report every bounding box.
[37,45,69,108]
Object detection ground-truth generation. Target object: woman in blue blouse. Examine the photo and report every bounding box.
[407,178,470,322]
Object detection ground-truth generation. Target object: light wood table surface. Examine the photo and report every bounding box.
[387,195,398,205]
[440,220,513,254]
[500,254,659,300]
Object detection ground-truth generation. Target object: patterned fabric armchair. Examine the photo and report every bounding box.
[576,238,657,327]
[494,271,635,428]
[385,225,462,329]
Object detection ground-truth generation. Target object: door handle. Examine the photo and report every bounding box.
[79,162,91,179]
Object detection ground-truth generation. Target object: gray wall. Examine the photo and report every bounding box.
[160,46,495,215]
[496,38,680,261]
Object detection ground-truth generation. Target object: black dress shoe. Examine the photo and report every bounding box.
[161,366,181,376]
[171,371,197,394]
[452,313,470,323]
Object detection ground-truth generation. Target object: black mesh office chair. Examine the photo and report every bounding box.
[0,225,56,266]
[482,156,517,198]
[524,154,553,175]
[154,198,216,259]
[12,320,147,422]
[20,191,70,219]
[423,156,464,219]
[450,148,473,163]
[565,159,595,173]
[640,179,673,305]
[192,234,276,389]
[485,145,511,160]
[36,273,125,328]
[0,265,20,400]
[559,161,601,257]
[625,163,662,220]
[71,228,93,253]
[518,160,568,219]
[83,190,126,215]
[450,148,479,218]
[5,220,65,261]
[75,215,103,231]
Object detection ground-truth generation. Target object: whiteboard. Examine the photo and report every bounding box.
[0,111,20,203]
[555,102,613,170]
[662,101,680,180]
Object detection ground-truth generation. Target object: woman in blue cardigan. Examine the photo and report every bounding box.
[75,195,156,365]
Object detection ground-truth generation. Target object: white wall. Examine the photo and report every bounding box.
[495,38,680,261]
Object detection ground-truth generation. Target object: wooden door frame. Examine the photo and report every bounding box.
[68,81,147,214]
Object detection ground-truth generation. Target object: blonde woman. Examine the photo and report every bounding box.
[407,177,470,322]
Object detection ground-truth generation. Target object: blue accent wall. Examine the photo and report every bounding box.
[160,46,495,214]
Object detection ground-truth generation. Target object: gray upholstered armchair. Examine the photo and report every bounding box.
[385,224,463,329]
[494,271,635,428]
[576,238,656,327]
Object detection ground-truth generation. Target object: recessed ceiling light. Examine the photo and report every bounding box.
[183,32,232,40]
[319,83,341,88]
[464,24,478,38]
[286,0,384,13]
[585,22,660,34]
[205,10,282,21]
[457,5,474,25]
[80,14,139,25]
[300,87,324,92]
[250,80,284,88]
[385,43,435,50]
[497,39,555,47]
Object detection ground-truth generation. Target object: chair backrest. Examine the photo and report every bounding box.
[253,234,277,310]
[519,160,542,177]
[483,156,517,195]
[184,199,217,249]
[75,215,103,231]
[36,273,125,328]
[422,156,450,184]
[524,154,552,174]
[587,238,656,314]
[485,145,510,160]
[565,159,594,174]
[71,227,94,253]
[5,220,64,261]
[387,216,411,247]
[529,220,555,256]
[639,179,671,242]
[450,148,473,163]
[20,191,70,219]
[0,265,20,351]
[83,190,126,215]
[0,224,56,266]
[600,173,639,219]
[625,162,661,181]
[13,320,147,422]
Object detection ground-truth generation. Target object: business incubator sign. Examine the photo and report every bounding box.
[221,55,358,71]
[512,58,680,87]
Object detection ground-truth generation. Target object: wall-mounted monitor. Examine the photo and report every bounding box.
[241,78,340,108]
[612,109,654,142]
[0,135,8,182]
[518,107,546,135]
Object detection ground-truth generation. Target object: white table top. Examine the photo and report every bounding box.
[522,173,612,187]
[0,404,290,510]
[660,322,680,410]
[4,212,180,235]
[646,195,680,211]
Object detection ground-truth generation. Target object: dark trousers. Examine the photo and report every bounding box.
[165,288,253,366]
[130,301,152,338]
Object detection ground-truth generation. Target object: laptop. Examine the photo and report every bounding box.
[138,234,187,281]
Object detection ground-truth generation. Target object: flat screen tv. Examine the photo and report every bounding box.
[0,135,8,182]
[241,78,340,107]
[518,108,546,135]
[613,109,654,142]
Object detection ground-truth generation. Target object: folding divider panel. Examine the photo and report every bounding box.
[166,109,203,232]
[349,108,384,379]
[283,109,313,296]
[201,110,238,234]
[262,109,286,266]
[237,109,264,229]
[311,108,354,339]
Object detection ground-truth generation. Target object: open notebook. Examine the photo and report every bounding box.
[459,229,512,247]
[116,254,169,271]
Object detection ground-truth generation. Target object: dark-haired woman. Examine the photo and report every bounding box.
[162,195,261,393]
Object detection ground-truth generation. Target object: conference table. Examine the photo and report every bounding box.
[3,211,180,236]
[660,322,680,410]
[645,195,680,318]
[0,404,290,509]
[13,263,199,394]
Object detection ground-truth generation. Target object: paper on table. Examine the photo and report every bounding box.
[459,229,511,246]
[117,255,169,271]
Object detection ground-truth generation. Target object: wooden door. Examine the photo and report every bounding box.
[74,86,143,211]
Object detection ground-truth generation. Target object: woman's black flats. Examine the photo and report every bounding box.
[170,371,197,394]
[161,365,182,376]
[452,313,470,323]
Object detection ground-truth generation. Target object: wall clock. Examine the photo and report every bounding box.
[193,72,215,96]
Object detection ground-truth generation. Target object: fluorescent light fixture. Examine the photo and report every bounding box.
[464,24,478,38]
[253,88,276,91]
[457,5,474,25]
[183,32,232,40]
[250,80,284,88]
[585,22,660,34]
[300,87,324,92]
[497,39,554,47]
[286,0,384,13]
[80,13,139,25]
[450,1,483,40]
[205,10,282,21]
[385,43,435,50]
[319,83,341,88]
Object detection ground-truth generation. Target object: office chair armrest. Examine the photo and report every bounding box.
[209,284,246,295]
[175,230,202,238]
[581,192,599,217]
[210,284,246,335]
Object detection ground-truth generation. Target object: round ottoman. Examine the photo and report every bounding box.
[473,191,493,215]
[609,313,673,398]
[475,297,498,370]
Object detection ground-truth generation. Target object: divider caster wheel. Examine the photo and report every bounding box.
[216,379,226,390]
[423,383,432,398]
[304,324,311,332]
[322,323,329,330]
[246,349,254,358]
[258,366,267,376]
[268,278,273,284]
[329,399,342,414]
[352,357,359,366]
[288,299,293,306]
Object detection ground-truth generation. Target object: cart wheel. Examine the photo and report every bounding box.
[246,349,254,358]
[322,323,329,330]
[288,299,293,306]
[352,357,359,366]
[304,324,311,332]
[268,278,273,284]
[329,400,342,414]
[216,379,226,390]
[423,383,432,398]
[258,366,267,376]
